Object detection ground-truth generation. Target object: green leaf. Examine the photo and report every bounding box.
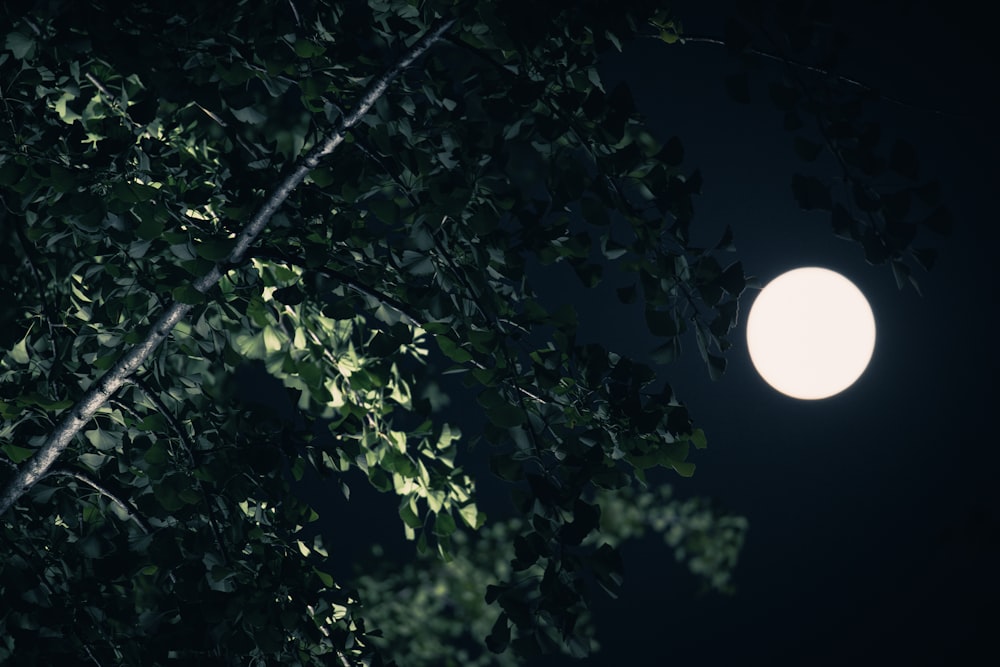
[560,499,601,545]
[707,353,726,380]
[195,239,236,261]
[659,28,680,44]
[486,613,511,653]
[112,181,158,204]
[691,428,708,449]
[830,204,855,240]
[369,198,399,225]
[433,511,456,536]
[272,285,304,305]
[489,453,523,481]
[2,443,35,463]
[421,321,451,335]
[0,161,24,186]
[172,284,205,305]
[79,452,109,471]
[10,335,30,364]
[4,32,35,60]
[650,337,681,364]
[436,335,472,363]
[467,328,497,354]
[398,500,421,529]
[671,460,696,477]
[457,503,485,529]
[143,442,168,465]
[313,568,334,588]
[84,428,119,452]
[485,403,525,428]
[401,249,434,276]
[720,261,745,296]
[572,261,603,287]
[590,543,624,598]
[293,39,325,58]
[135,218,164,240]
[309,167,334,188]
[154,481,183,512]
[616,284,637,304]
[231,105,267,125]
[478,388,506,412]
[645,308,680,337]
[581,197,609,226]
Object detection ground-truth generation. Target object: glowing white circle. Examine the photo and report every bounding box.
[746,267,876,400]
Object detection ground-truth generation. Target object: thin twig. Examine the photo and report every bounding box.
[429,226,550,460]
[757,25,891,276]
[85,72,140,129]
[0,78,22,150]
[287,0,301,26]
[193,102,228,127]
[251,246,422,326]
[443,36,712,327]
[251,247,551,405]
[128,376,231,565]
[8,207,63,374]
[42,466,151,534]
[82,642,103,667]
[674,34,957,118]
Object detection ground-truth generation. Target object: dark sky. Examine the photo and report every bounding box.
[528,1,999,665]
[248,2,998,664]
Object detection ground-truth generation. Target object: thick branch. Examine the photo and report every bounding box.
[0,17,455,517]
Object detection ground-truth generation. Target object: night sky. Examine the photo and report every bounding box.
[245,2,998,664]
[532,2,999,664]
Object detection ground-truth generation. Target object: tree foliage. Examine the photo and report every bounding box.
[0,0,945,664]
[356,483,746,666]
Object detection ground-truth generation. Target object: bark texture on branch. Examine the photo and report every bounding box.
[0,17,455,517]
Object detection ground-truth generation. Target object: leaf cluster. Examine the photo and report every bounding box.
[718,2,949,293]
[6,0,949,663]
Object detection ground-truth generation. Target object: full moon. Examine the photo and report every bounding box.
[746,267,876,400]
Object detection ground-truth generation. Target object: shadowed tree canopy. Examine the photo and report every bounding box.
[0,0,948,664]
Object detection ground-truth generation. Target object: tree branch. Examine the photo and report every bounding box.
[7,207,64,377]
[673,34,956,118]
[251,247,424,327]
[250,247,552,406]
[0,17,455,518]
[85,72,141,129]
[42,466,151,534]
[82,644,103,667]
[126,377,231,565]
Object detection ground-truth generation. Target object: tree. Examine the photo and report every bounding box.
[0,0,947,664]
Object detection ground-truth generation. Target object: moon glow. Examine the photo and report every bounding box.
[746,267,876,400]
